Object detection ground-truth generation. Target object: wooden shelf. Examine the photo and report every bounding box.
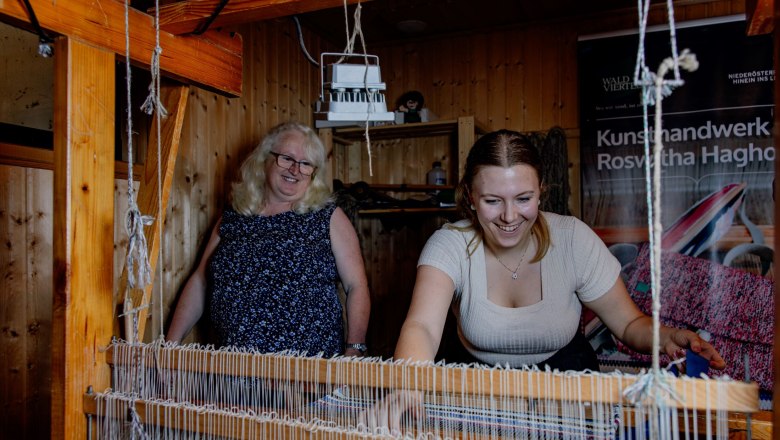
[332,118,488,143]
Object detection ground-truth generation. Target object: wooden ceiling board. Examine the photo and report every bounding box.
[153,0,367,34]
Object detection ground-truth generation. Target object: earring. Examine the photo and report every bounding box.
[470,204,476,210]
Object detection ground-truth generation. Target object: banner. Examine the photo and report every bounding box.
[578,17,775,396]
[578,16,774,234]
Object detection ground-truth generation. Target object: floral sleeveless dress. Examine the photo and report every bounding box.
[208,204,343,356]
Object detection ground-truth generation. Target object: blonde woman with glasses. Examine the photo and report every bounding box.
[168,122,370,358]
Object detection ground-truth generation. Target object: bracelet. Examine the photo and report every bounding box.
[346,343,367,353]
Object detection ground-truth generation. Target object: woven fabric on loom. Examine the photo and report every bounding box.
[311,387,621,439]
[617,243,774,391]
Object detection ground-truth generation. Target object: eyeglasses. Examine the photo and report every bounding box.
[269,152,317,176]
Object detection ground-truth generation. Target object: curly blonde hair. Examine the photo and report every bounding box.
[231,122,332,215]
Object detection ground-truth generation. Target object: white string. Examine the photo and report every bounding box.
[632,0,698,379]
[628,2,701,437]
[140,0,168,120]
[124,0,154,297]
[121,0,167,343]
[147,0,167,342]
[122,0,154,370]
[340,0,375,176]
[100,341,750,439]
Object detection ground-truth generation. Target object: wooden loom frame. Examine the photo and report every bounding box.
[0,0,777,439]
[82,344,765,438]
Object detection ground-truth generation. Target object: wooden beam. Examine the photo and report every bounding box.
[0,0,243,97]
[103,346,761,413]
[155,0,365,35]
[51,36,115,440]
[0,143,143,181]
[118,81,190,342]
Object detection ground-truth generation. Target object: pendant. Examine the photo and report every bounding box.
[512,272,518,280]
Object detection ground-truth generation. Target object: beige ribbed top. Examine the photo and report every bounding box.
[418,212,621,367]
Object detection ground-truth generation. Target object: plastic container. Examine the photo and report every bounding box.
[426,161,447,186]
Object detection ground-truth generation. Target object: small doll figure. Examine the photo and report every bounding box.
[397,91,424,123]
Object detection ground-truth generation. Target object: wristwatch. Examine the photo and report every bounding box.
[346,343,368,353]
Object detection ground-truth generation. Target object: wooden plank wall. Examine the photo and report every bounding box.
[0,17,330,438]
[0,166,52,439]
[369,0,745,219]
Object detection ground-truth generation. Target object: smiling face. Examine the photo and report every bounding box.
[264,130,312,209]
[470,164,541,251]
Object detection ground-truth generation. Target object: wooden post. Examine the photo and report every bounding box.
[119,82,190,343]
[51,37,115,440]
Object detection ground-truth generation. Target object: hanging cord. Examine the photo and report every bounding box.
[624,0,698,430]
[140,0,168,119]
[338,1,375,176]
[192,0,230,35]
[124,0,154,299]
[149,0,167,342]
[120,0,168,344]
[633,0,697,376]
[342,0,355,54]
[121,6,151,440]
[18,0,53,57]
[648,47,698,371]
[353,4,377,177]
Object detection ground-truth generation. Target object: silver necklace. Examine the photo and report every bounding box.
[495,246,528,280]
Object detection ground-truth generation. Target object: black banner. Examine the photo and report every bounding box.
[578,17,774,231]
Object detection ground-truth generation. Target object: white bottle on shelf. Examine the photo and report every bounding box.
[426,161,446,186]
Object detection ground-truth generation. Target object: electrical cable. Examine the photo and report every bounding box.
[19,0,53,57]
[192,0,230,35]
[293,16,320,66]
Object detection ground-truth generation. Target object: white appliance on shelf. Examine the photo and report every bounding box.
[314,52,395,128]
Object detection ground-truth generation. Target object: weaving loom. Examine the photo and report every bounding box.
[78,0,767,438]
[84,341,759,439]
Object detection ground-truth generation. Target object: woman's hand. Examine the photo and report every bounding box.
[344,347,365,357]
[663,328,726,371]
[585,278,727,372]
[357,390,425,435]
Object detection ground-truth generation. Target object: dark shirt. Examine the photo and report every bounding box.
[208,204,343,356]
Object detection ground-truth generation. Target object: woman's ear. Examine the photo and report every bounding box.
[464,188,474,209]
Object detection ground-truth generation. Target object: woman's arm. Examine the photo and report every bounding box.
[394,265,456,362]
[584,277,726,370]
[166,219,222,343]
[330,208,371,355]
[358,265,454,430]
